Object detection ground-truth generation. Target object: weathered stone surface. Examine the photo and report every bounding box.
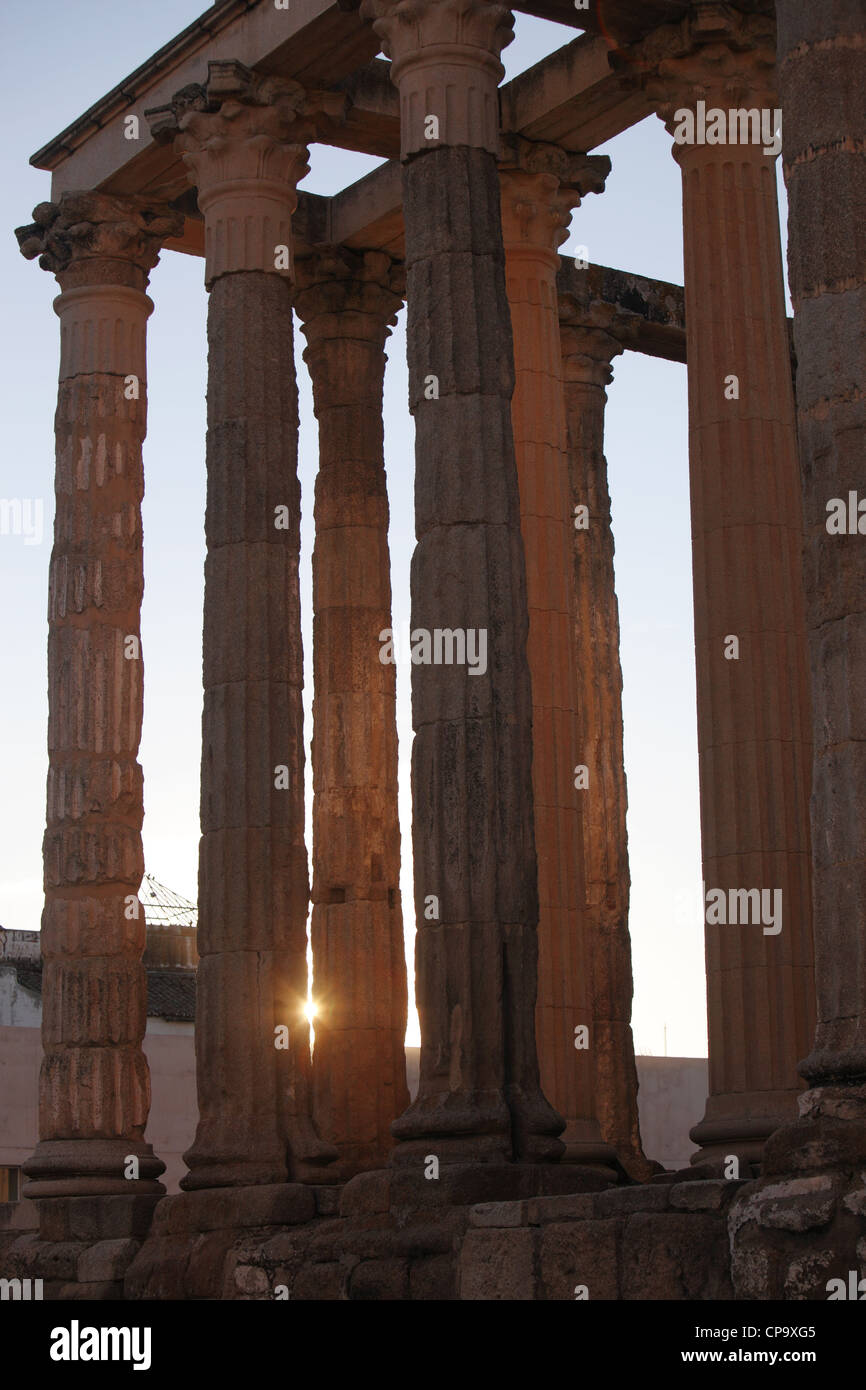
[468,1200,527,1228]
[158,69,334,1188]
[526,1192,598,1225]
[296,249,409,1179]
[77,1238,140,1283]
[15,193,180,1199]
[152,1184,317,1235]
[500,147,620,1176]
[777,0,866,1094]
[459,1228,536,1300]
[340,1171,392,1218]
[669,1180,742,1212]
[596,1185,671,1217]
[292,1260,353,1300]
[539,1217,621,1300]
[409,1254,456,1300]
[621,1213,733,1300]
[560,300,651,1181]
[628,5,815,1166]
[389,132,561,1160]
[349,1258,410,1300]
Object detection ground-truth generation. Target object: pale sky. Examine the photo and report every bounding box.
[0,1,792,1058]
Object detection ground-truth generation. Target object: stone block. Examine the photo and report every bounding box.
[234,1264,271,1297]
[339,1171,392,1218]
[292,1260,352,1300]
[468,1200,526,1228]
[314,1186,343,1217]
[539,1218,621,1300]
[751,1177,838,1232]
[459,1228,536,1301]
[349,1258,410,1300]
[526,1193,598,1225]
[55,1281,121,1301]
[77,1238,139,1283]
[621,1214,733,1300]
[670,1180,742,1211]
[154,1184,316,1234]
[784,1250,837,1300]
[410,1254,456,1300]
[15,1239,87,1282]
[123,1234,192,1301]
[596,1184,671,1216]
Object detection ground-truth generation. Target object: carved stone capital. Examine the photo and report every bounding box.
[612,4,778,138]
[294,247,405,349]
[147,61,344,283]
[15,192,182,292]
[559,290,642,389]
[360,0,514,156]
[499,138,608,257]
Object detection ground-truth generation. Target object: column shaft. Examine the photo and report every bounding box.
[362,0,564,1162]
[559,308,650,1179]
[624,10,817,1163]
[295,250,409,1176]
[680,138,814,1161]
[775,1,866,1097]
[500,147,616,1170]
[15,194,181,1197]
[152,63,336,1187]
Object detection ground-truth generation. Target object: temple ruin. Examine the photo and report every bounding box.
[5,0,865,1300]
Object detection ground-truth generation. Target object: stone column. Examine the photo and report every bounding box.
[294,247,410,1177]
[15,192,182,1197]
[149,63,336,1187]
[498,141,617,1172]
[623,7,815,1164]
[361,0,564,1163]
[770,0,866,1143]
[559,290,652,1180]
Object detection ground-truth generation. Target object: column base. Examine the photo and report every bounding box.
[391,1087,565,1164]
[22,1139,165,1199]
[560,1119,625,1178]
[689,1090,802,1167]
[181,1115,338,1190]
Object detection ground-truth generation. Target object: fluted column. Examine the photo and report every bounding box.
[294,248,409,1176]
[774,0,866,1126]
[499,141,617,1172]
[361,0,564,1162]
[150,62,336,1187]
[15,193,182,1197]
[623,6,815,1164]
[559,292,652,1179]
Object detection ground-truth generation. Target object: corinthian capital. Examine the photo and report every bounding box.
[360,0,515,156]
[294,247,405,349]
[147,60,345,283]
[611,3,778,134]
[499,137,609,256]
[15,192,182,290]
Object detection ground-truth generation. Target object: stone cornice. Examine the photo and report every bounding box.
[360,0,515,156]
